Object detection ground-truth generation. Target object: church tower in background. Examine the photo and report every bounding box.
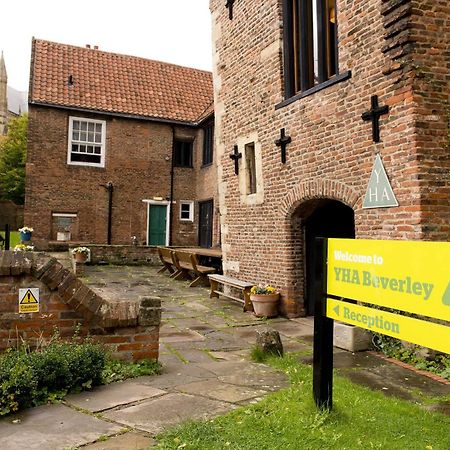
[0,52,7,135]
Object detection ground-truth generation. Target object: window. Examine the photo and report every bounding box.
[245,143,257,195]
[180,201,194,221]
[174,140,193,167]
[283,0,338,98]
[68,117,106,167]
[202,123,214,166]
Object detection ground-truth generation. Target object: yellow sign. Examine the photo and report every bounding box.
[19,288,39,313]
[327,298,450,354]
[327,239,450,322]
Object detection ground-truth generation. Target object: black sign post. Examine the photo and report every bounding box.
[4,224,10,250]
[313,238,334,410]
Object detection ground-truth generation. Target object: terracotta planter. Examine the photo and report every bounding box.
[74,252,88,264]
[250,293,280,318]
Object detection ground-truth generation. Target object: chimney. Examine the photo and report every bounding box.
[94,45,99,50]
[86,44,91,49]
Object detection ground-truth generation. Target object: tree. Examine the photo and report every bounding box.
[0,114,28,205]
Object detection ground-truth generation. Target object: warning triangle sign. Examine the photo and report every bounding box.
[20,289,39,304]
[363,154,398,209]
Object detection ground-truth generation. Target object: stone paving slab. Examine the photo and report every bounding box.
[175,379,270,403]
[340,362,450,400]
[104,393,235,434]
[81,432,155,450]
[197,361,270,377]
[209,350,249,361]
[269,320,314,338]
[282,339,312,353]
[0,404,122,450]
[183,301,213,312]
[177,348,217,364]
[169,318,211,330]
[160,327,205,343]
[65,380,166,412]
[140,364,217,390]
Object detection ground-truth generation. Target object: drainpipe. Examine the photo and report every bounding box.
[169,127,175,246]
[100,182,113,244]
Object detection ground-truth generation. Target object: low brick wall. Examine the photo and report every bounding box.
[0,251,161,361]
[84,245,159,266]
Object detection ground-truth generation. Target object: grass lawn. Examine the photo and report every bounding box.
[156,354,450,449]
[0,231,20,248]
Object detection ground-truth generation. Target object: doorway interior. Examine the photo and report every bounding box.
[303,200,355,315]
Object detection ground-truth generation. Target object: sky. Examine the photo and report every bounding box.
[0,0,213,92]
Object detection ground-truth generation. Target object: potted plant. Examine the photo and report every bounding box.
[71,246,90,263]
[250,284,280,318]
[19,226,34,242]
[13,244,34,252]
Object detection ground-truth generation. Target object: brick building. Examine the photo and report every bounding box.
[25,39,218,250]
[210,0,449,316]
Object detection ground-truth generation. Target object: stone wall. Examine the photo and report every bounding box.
[210,0,450,316]
[86,245,160,266]
[0,251,161,360]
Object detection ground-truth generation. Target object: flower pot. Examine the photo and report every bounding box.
[250,293,280,318]
[20,231,32,242]
[74,252,88,264]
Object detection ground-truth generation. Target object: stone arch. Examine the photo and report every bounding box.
[279,178,360,219]
[276,179,359,317]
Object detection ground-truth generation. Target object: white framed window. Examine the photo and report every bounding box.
[68,117,106,167]
[179,201,194,222]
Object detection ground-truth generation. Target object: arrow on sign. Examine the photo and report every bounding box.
[333,305,340,317]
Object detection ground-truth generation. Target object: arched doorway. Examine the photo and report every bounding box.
[303,200,355,315]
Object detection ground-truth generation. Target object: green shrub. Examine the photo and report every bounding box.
[0,350,38,415]
[0,340,107,416]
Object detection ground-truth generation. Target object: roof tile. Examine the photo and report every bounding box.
[29,39,213,124]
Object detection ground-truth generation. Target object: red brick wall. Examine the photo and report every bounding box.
[0,252,160,360]
[210,0,449,316]
[24,107,219,249]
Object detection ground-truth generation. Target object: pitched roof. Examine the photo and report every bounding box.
[29,39,213,125]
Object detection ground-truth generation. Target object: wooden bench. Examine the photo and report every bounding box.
[157,247,176,275]
[208,274,254,312]
[172,250,216,287]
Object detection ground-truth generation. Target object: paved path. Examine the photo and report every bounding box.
[0,264,448,449]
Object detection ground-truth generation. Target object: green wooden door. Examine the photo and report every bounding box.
[148,205,167,246]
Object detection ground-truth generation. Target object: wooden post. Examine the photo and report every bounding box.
[313,237,334,410]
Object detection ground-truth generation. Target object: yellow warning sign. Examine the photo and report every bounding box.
[19,288,39,313]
